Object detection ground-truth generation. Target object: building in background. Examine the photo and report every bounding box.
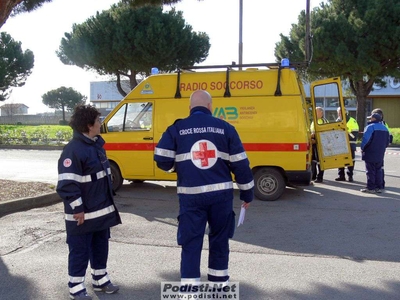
[368,77,400,128]
[0,103,29,116]
[89,80,131,117]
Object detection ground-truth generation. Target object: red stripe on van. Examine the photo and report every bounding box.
[104,142,308,152]
[243,143,308,151]
[104,143,154,151]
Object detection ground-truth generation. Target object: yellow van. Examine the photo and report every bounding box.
[100,62,353,200]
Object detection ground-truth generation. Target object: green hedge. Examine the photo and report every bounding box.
[1,125,399,146]
[0,125,72,145]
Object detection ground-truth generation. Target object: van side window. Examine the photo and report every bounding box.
[107,102,153,132]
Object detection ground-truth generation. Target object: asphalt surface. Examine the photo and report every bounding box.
[1,148,400,300]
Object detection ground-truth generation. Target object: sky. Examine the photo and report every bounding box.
[1,0,323,114]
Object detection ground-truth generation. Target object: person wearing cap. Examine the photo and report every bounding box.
[310,107,329,183]
[368,108,393,190]
[360,113,390,193]
[335,107,359,182]
[369,108,393,144]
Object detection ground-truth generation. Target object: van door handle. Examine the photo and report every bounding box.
[143,137,153,140]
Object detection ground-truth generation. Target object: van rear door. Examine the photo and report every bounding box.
[310,78,353,170]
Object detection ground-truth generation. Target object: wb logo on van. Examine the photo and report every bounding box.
[213,107,238,120]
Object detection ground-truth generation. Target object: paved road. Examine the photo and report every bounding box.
[1,148,400,299]
[0,149,61,184]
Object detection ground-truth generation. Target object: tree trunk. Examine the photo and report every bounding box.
[0,0,23,28]
[115,71,138,98]
[116,73,127,98]
[350,78,374,132]
[129,70,138,90]
[355,93,367,131]
[62,104,65,122]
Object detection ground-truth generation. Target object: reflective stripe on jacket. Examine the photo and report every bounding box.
[57,131,121,235]
[154,106,254,203]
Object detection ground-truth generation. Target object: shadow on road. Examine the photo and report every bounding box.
[113,179,400,264]
[0,257,38,299]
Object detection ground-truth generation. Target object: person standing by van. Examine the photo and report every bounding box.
[154,90,254,287]
[57,105,121,300]
[310,107,329,183]
[369,108,392,190]
[360,113,389,193]
[335,107,359,182]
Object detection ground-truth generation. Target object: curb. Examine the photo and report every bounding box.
[0,145,64,150]
[0,192,61,217]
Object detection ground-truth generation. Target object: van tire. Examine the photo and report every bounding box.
[110,162,123,192]
[254,168,285,201]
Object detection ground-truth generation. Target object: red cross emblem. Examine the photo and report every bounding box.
[63,158,72,168]
[190,140,218,169]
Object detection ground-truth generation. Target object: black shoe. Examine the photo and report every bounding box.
[70,291,92,300]
[348,177,354,182]
[360,188,376,194]
[314,178,323,183]
[335,177,346,181]
[93,283,119,294]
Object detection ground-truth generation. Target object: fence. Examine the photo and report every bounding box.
[0,114,71,125]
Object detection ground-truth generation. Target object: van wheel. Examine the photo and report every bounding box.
[110,162,123,192]
[254,168,285,201]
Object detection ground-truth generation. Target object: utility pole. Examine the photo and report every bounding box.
[305,0,311,64]
[239,0,243,69]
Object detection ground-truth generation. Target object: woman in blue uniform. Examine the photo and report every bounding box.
[57,104,121,300]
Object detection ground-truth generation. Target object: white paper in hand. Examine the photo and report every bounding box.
[237,206,246,227]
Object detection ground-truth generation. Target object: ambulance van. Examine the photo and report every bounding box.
[100,61,353,201]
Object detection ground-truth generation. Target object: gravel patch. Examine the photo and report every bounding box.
[0,179,56,202]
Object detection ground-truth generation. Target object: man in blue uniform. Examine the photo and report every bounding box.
[57,105,121,300]
[360,113,390,193]
[154,90,254,286]
[369,108,393,190]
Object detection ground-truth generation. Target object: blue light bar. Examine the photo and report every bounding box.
[281,58,290,67]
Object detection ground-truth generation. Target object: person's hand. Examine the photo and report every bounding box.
[73,212,85,226]
[242,201,250,209]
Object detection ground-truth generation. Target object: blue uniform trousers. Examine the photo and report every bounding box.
[178,197,235,283]
[365,161,384,190]
[67,228,111,295]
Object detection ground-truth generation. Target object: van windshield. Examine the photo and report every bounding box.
[107,102,152,132]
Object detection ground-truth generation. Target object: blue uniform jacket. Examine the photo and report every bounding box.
[154,107,254,203]
[57,131,121,235]
[361,120,389,163]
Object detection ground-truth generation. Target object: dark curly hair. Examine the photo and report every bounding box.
[69,104,100,133]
